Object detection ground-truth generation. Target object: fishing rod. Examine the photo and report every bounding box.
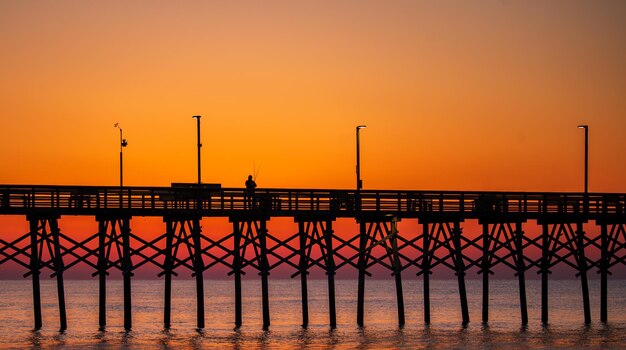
[253,161,261,181]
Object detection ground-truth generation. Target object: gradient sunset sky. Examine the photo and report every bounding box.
[1,1,625,192]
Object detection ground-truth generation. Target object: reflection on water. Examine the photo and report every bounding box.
[0,279,625,349]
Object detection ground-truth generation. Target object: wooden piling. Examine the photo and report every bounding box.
[393,270,405,326]
[298,220,309,327]
[481,223,489,323]
[515,222,528,325]
[163,220,174,329]
[541,223,549,324]
[259,220,270,330]
[327,272,337,328]
[324,221,337,328]
[356,220,366,327]
[600,223,608,322]
[453,221,469,325]
[192,217,205,329]
[422,222,431,324]
[121,218,132,330]
[28,218,42,330]
[233,221,243,328]
[300,271,308,327]
[97,219,107,329]
[261,272,270,329]
[50,219,67,331]
[576,222,591,324]
[391,220,405,326]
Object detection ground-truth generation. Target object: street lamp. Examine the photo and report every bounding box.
[114,123,128,188]
[577,124,588,194]
[192,115,202,185]
[356,125,366,191]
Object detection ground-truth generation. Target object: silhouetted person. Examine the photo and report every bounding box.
[245,175,257,209]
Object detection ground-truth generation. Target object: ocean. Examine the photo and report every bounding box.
[0,278,625,349]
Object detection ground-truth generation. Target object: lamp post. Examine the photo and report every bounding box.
[114,123,128,188]
[578,124,589,216]
[192,115,202,185]
[577,124,588,194]
[356,125,366,191]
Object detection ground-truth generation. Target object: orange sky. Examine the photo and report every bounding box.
[1,1,625,192]
[1,2,626,281]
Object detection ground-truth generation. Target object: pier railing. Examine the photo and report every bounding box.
[1,185,624,218]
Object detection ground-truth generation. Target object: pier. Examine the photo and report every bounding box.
[0,184,624,330]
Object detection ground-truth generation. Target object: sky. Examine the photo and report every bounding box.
[0,1,625,279]
[1,0,625,192]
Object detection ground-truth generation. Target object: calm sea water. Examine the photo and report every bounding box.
[0,278,624,349]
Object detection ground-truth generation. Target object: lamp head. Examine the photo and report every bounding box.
[192,115,201,119]
[578,124,588,129]
[356,125,367,130]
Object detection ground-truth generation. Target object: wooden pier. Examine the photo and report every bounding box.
[0,185,624,330]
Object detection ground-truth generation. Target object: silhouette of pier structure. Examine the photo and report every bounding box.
[0,185,624,330]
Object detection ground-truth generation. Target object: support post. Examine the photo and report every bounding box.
[390,219,405,326]
[163,220,174,329]
[192,217,205,329]
[233,222,243,328]
[422,222,431,324]
[453,221,469,325]
[356,219,367,327]
[121,218,132,330]
[600,223,608,322]
[481,223,490,323]
[28,218,42,330]
[97,219,107,329]
[515,222,528,325]
[324,220,337,328]
[541,223,550,324]
[50,219,67,331]
[298,221,309,327]
[576,222,591,324]
[259,220,271,330]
